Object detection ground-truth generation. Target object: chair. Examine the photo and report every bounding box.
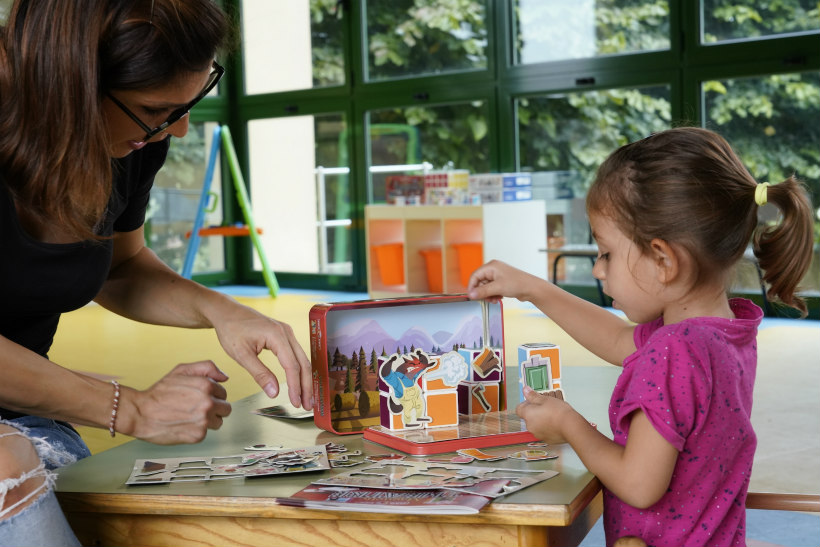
[549,244,607,306]
[614,493,820,547]
[543,243,770,315]
[745,492,820,512]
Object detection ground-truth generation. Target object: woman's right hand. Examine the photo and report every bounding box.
[119,361,232,445]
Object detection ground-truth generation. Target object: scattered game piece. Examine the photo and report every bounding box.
[324,442,348,453]
[424,455,475,464]
[244,444,284,451]
[327,450,365,468]
[364,453,406,463]
[330,458,365,468]
[253,405,313,420]
[506,450,558,461]
[456,448,504,462]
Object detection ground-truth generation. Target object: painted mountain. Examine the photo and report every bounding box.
[326,313,503,357]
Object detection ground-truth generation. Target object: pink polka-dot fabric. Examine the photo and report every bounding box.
[604,298,763,547]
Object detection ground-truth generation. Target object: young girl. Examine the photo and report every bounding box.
[467,127,814,547]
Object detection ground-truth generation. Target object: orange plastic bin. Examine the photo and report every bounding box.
[419,248,443,293]
[373,243,405,285]
[451,242,483,286]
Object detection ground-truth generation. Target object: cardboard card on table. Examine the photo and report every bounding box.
[125,445,330,485]
[311,459,558,499]
[253,404,313,420]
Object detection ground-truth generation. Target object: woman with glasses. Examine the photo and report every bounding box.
[0,2,313,544]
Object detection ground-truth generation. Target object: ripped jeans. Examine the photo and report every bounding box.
[0,417,90,547]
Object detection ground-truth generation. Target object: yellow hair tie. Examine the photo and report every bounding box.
[754,182,769,206]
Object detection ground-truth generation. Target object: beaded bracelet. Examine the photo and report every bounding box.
[108,380,121,437]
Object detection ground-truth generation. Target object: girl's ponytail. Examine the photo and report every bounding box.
[753,176,814,317]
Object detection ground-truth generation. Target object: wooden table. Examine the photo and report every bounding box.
[56,366,621,547]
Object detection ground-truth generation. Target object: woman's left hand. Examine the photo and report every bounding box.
[212,306,313,410]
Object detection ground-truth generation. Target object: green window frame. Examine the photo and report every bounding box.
[207,0,819,316]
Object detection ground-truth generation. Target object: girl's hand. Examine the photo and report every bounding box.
[123,361,232,445]
[212,306,314,410]
[515,386,576,444]
[466,260,541,303]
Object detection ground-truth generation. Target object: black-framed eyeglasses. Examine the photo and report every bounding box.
[107,60,225,142]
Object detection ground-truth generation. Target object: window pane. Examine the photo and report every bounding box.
[365,0,488,81]
[517,86,671,284]
[514,0,670,65]
[248,113,351,275]
[148,122,225,275]
[704,71,820,294]
[367,102,490,202]
[702,0,820,43]
[242,0,344,94]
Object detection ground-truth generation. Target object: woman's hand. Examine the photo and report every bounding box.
[211,305,313,410]
[122,361,232,445]
[515,386,577,445]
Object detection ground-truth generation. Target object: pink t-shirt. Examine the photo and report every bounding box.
[604,298,763,547]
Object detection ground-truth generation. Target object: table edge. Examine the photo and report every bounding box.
[57,477,602,527]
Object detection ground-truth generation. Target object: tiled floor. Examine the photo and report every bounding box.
[49,287,820,545]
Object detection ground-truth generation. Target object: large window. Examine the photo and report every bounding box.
[704,71,820,295]
[247,113,351,275]
[517,86,671,285]
[221,0,819,314]
[513,0,671,65]
[367,102,491,202]
[364,1,488,81]
[242,0,345,94]
[701,0,819,42]
[147,122,225,276]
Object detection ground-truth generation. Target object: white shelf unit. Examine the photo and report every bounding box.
[365,202,547,298]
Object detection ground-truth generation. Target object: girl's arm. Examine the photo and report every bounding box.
[468,260,636,365]
[518,388,678,508]
[94,227,313,409]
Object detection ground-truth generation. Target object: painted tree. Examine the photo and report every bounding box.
[347,349,358,393]
[370,349,378,374]
[331,347,343,371]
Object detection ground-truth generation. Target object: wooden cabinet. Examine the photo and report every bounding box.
[365,202,547,298]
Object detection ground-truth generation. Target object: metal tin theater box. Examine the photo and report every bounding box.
[309,295,505,435]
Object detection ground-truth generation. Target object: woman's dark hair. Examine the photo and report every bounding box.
[587,126,814,316]
[0,0,229,240]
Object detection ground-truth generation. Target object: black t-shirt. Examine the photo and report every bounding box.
[0,140,169,417]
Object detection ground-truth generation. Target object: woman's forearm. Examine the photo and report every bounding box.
[0,336,116,429]
[95,244,235,329]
